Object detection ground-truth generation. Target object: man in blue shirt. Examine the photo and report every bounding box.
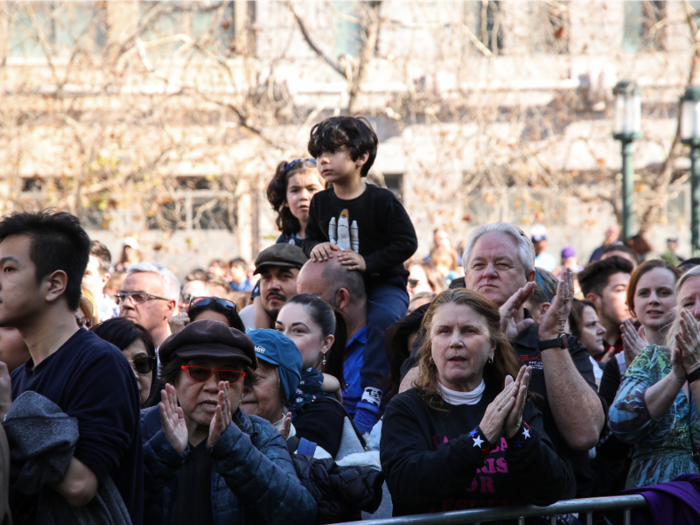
[0,211,143,525]
[296,258,372,421]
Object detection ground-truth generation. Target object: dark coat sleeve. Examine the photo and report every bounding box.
[362,191,417,275]
[504,404,576,506]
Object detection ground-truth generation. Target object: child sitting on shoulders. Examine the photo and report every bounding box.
[302,116,418,435]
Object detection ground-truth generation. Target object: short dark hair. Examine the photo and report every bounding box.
[578,256,634,298]
[89,240,112,275]
[0,211,90,311]
[229,257,248,268]
[321,262,366,302]
[678,257,700,273]
[308,116,378,177]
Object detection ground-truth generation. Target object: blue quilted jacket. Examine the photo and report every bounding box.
[141,406,317,525]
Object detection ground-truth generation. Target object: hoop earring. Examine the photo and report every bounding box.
[488,357,493,365]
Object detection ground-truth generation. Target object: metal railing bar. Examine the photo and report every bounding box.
[624,508,631,525]
[343,495,647,525]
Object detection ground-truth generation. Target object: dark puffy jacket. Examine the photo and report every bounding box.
[141,406,317,525]
[292,454,384,524]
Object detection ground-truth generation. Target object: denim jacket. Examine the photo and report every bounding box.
[141,406,317,525]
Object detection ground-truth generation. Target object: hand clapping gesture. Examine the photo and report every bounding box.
[479,366,533,444]
[159,384,188,454]
[621,319,648,367]
[676,310,700,377]
[207,381,232,448]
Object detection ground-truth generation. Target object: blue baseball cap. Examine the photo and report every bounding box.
[246,329,303,403]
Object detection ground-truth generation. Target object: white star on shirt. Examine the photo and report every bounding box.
[472,435,484,447]
[522,427,531,439]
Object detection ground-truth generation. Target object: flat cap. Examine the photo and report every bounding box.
[159,319,257,368]
[254,244,308,274]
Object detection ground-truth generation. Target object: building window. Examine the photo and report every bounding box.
[7,2,106,59]
[476,1,504,54]
[333,1,363,58]
[623,1,666,52]
[139,1,254,58]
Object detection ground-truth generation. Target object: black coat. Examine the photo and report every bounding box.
[292,455,384,524]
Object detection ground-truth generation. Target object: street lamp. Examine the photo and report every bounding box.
[612,80,642,242]
[681,85,700,256]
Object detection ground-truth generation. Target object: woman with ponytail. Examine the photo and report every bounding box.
[275,293,350,458]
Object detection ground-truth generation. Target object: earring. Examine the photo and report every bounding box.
[322,354,327,366]
[488,357,493,365]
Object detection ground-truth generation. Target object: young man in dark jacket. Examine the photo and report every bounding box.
[0,211,143,524]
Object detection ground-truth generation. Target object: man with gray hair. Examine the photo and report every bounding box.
[462,221,605,498]
[117,262,180,348]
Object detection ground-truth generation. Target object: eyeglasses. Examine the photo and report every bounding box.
[284,158,316,173]
[408,279,419,289]
[129,356,157,375]
[180,293,193,305]
[76,316,92,329]
[189,297,236,310]
[181,365,245,384]
[114,292,170,305]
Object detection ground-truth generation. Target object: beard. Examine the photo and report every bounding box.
[263,291,287,321]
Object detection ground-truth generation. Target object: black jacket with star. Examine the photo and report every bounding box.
[380,387,574,517]
[302,184,417,283]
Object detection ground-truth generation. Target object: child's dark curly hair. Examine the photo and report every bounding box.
[308,116,378,177]
[266,159,320,235]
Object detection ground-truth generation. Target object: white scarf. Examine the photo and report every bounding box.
[438,379,485,405]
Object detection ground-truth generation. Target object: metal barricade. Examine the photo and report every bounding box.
[343,495,648,525]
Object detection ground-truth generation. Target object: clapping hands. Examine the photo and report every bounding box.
[159,384,188,454]
[479,366,532,444]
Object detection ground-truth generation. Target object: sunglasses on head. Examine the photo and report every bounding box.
[189,297,236,310]
[284,158,316,174]
[181,365,245,384]
[129,356,157,375]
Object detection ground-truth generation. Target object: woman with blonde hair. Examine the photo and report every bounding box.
[611,265,700,488]
[380,288,572,515]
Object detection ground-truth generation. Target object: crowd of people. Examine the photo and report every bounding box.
[0,115,698,525]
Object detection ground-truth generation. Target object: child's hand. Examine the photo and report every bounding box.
[338,250,366,271]
[311,242,339,262]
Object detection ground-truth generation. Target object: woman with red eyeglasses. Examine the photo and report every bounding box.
[140,319,316,525]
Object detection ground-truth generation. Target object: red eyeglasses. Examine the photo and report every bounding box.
[181,365,246,384]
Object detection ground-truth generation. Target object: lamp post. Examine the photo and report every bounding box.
[681,85,700,256]
[612,80,642,242]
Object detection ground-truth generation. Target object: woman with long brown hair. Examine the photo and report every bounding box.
[380,288,572,516]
